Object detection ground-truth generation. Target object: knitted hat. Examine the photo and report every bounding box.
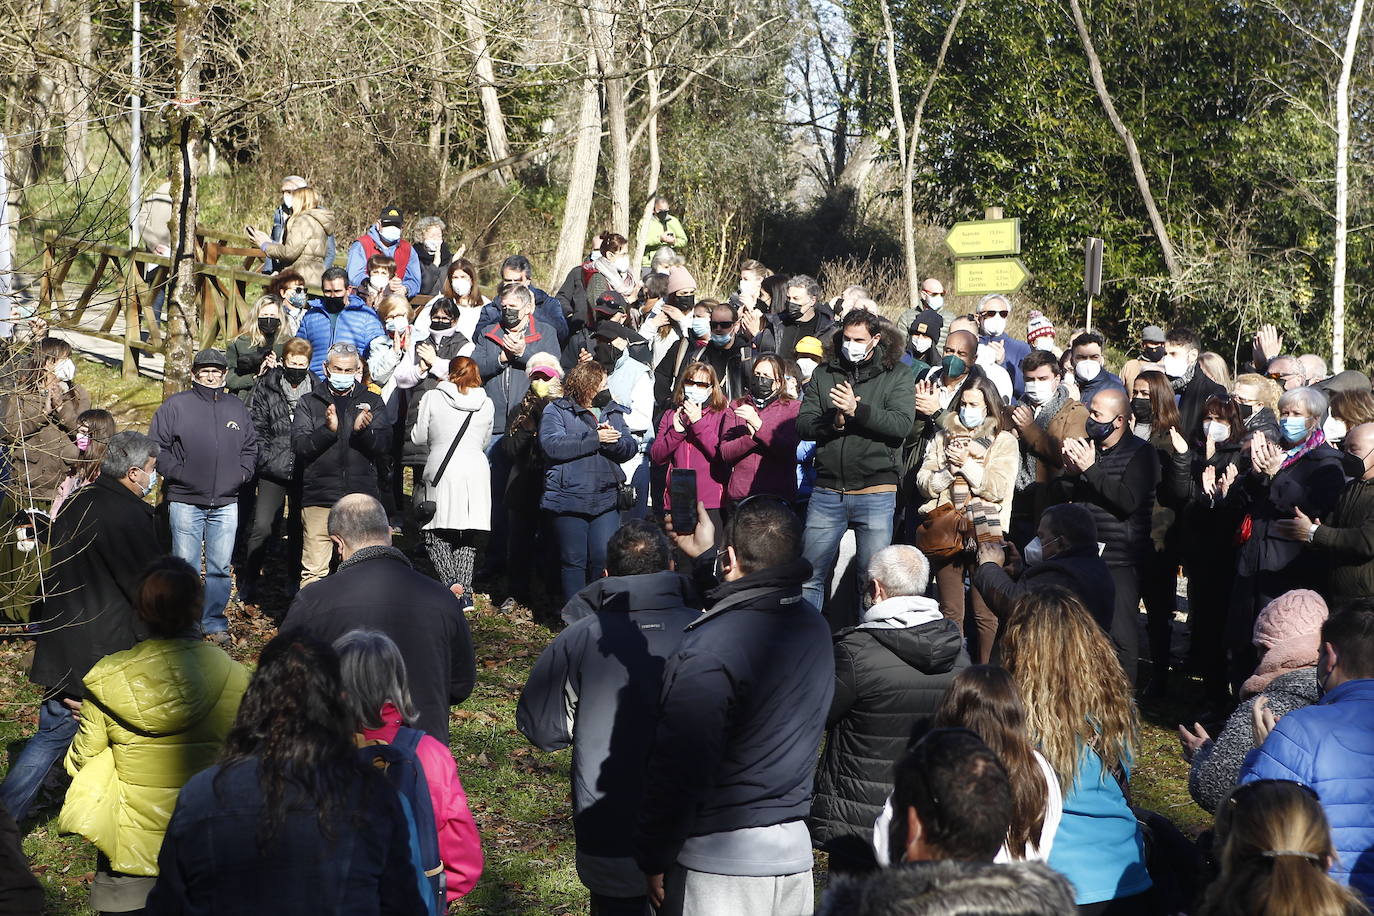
[666,266,698,297]
[795,336,824,360]
[1026,311,1055,346]
[1253,589,1328,651]
[909,309,944,342]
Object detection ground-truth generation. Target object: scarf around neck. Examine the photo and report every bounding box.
[1016,384,1070,490]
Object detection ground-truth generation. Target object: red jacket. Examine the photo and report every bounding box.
[718,398,801,502]
[363,704,483,900]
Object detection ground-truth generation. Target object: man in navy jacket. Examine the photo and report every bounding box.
[149,348,257,639]
[476,254,570,345]
[635,499,834,914]
[975,293,1031,398]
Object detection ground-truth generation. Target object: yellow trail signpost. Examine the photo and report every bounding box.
[944,218,1022,258]
[953,258,1031,296]
[946,216,1031,295]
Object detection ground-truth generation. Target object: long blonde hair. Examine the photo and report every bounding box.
[999,586,1139,791]
[1199,780,1370,916]
[244,295,283,348]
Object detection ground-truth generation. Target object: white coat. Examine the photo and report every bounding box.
[411,382,494,532]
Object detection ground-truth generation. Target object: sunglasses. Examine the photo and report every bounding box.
[980,310,1010,318]
[683,380,712,389]
[709,321,735,330]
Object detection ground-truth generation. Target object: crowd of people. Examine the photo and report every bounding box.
[0,176,1369,914]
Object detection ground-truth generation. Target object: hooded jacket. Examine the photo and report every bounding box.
[538,397,636,515]
[815,859,1076,916]
[298,295,387,378]
[345,225,422,297]
[973,546,1116,635]
[261,207,335,287]
[518,571,700,894]
[634,558,834,876]
[150,383,258,507]
[810,595,969,849]
[797,323,916,492]
[59,638,248,875]
[410,382,494,531]
[290,380,392,508]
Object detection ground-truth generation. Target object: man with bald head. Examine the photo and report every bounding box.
[1050,386,1160,681]
[281,494,476,740]
[1275,422,1374,602]
[896,277,954,353]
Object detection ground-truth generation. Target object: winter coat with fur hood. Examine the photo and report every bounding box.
[916,411,1020,529]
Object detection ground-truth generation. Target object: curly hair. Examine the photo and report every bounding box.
[564,360,607,407]
[999,586,1139,793]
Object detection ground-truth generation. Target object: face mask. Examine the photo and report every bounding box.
[385,316,408,334]
[1085,416,1115,441]
[1161,354,1188,378]
[959,407,985,428]
[657,209,672,221]
[429,318,454,333]
[453,276,472,297]
[613,255,631,274]
[1033,338,1057,352]
[282,194,294,211]
[423,239,441,253]
[501,307,523,330]
[1205,420,1231,443]
[1130,397,1152,424]
[592,389,612,409]
[843,340,871,364]
[370,273,391,290]
[710,332,734,347]
[1281,417,1311,445]
[749,373,777,404]
[982,315,1007,336]
[1142,344,1165,362]
[141,469,158,497]
[258,317,281,337]
[926,294,944,310]
[75,434,91,451]
[785,299,804,320]
[690,316,710,339]
[322,295,345,312]
[378,225,402,244]
[328,372,356,391]
[910,334,932,354]
[674,293,696,311]
[739,279,760,297]
[53,358,76,382]
[1023,536,1044,566]
[530,379,551,399]
[288,290,307,307]
[1237,402,1255,420]
[684,385,710,405]
[1323,416,1347,443]
[1074,359,1101,382]
[941,354,967,379]
[797,357,818,378]
[283,367,309,386]
[1024,379,1054,405]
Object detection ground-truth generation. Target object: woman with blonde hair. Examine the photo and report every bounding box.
[1198,779,1369,916]
[246,184,336,287]
[226,295,287,402]
[1000,586,1152,913]
[1199,351,1231,389]
[1235,371,1282,442]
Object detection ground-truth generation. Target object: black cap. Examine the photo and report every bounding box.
[594,291,628,316]
[192,348,228,370]
[379,205,404,227]
[909,309,944,341]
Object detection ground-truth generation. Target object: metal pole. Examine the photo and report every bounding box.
[129,0,142,248]
[1086,295,1094,334]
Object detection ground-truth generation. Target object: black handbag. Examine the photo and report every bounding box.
[414,411,475,525]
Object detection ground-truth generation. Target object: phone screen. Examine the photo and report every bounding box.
[669,469,698,534]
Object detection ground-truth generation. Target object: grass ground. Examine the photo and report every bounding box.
[8,357,1213,913]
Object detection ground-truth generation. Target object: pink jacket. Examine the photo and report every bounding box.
[363,704,483,901]
[718,398,801,502]
[650,407,728,509]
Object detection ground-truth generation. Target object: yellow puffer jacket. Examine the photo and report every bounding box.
[59,638,249,875]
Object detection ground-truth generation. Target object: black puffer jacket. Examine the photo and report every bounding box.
[816,860,1076,916]
[249,368,309,484]
[1049,430,1159,567]
[290,381,392,508]
[809,597,968,850]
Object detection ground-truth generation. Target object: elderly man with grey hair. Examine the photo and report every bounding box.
[809,544,970,875]
[976,293,1030,398]
[0,431,163,822]
[282,494,475,742]
[412,215,457,298]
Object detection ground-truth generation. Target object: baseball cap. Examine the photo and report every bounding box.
[379,206,404,227]
[795,337,824,360]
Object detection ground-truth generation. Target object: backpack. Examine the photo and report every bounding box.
[357,726,446,914]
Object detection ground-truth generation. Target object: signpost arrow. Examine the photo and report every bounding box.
[953,258,1031,296]
[944,218,1022,258]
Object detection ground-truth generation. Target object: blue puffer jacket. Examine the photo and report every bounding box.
[1240,678,1374,903]
[298,296,386,377]
[538,397,635,515]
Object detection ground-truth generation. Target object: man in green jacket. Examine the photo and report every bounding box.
[1276,421,1374,601]
[797,311,915,617]
[638,196,688,272]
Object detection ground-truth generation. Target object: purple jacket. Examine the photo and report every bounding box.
[650,407,728,509]
[719,398,801,502]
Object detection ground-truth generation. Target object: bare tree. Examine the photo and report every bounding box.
[1332,0,1365,372]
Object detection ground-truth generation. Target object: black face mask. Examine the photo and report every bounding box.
[749,373,777,404]
[1142,344,1165,362]
[430,319,454,332]
[258,317,281,337]
[1130,397,1152,424]
[592,389,612,409]
[501,307,522,330]
[755,297,771,314]
[594,341,618,371]
[672,292,695,311]
[657,210,671,222]
[785,299,804,321]
[1237,402,1255,420]
[322,296,346,313]
[282,367,309,386]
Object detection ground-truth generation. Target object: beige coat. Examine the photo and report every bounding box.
[262,207,335,287]
[1,382,89,500]
[915,414,1019,529]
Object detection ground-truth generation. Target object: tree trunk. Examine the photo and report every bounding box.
[878,0,916,309]
[462,0,512,184]
[1332,0,1365,373]
[631,3,659,269]
[426,0,445,157]
[1067,0,1181,279]
[552,46,603,287]
[62,0,91,180]
[164,0,205,398]
[584,1,628,237]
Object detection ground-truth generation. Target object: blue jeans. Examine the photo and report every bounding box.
[550,508,620,602]
[0,699,77,821]
[801,488,896,613]
[169,501,238,634]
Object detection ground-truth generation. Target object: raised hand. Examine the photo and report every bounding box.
[325,403,339,432]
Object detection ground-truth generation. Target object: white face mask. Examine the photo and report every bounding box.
[797,357,818,378]
[378,225,402,244]
[1204,420,1231,443]
[53,358,76,382]
[1161,354,1189,378]
[385,317,407,334]
[843,340,871,364]
[282,193,294,210]
[1323,416,1348,442]
[910,334,932,353]
[739,278,760,296]
[1024,379,1054,406]
[1033,338,1057,352]
[370,273,391,290]
[926,294,944,310]
[1023,536,1045,565]
[613,255,631,274]
[423,238,441,253]
[982,315,1007,336]
[684,385,710,405]
[1074,359,1102,382]
[453,276,472,297]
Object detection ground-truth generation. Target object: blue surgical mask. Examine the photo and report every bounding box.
[710,332,733,347]
[328,372,356,391]
[1281,417,1311,445]
[141,469,157,497]
[690,316,710,339]
[958,407,986,428]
